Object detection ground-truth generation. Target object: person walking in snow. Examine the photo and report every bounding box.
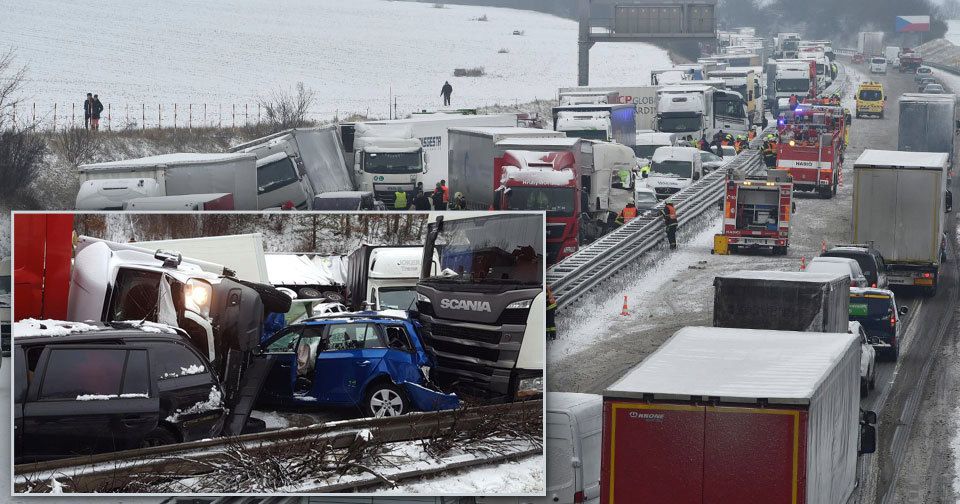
[91,94,104,130]
[441,81,453,107]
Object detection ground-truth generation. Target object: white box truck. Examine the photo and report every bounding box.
[345,245,440,311]
[899,93,957,168]
[135,233,270,284]
[230,126,354,210]
[559,86,659,131]
[76,153,259,210]
[852,150,949,295]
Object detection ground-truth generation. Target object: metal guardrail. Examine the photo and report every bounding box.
[548,64,850,310]
[548,149,764,309]
[14,400,542,493]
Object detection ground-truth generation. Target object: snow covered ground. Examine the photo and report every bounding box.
[1,0,671,126]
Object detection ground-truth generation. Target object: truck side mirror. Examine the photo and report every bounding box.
[859,424,877,455]
[899,305,909,316]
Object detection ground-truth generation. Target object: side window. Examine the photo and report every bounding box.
[122,350,151,396]
[146,342,209,381]
[326,323,380,351]
[39,348,126,400]
[265,327,302,354]
[384,325,412,350]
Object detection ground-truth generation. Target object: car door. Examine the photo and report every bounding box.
[315,323,387,405]
[145,340,225,441]
[258,326,304,404]
[19,345,159,462]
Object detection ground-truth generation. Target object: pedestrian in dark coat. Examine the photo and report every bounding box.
[431,184,447,210]
[413,190,432,210]
[91,94,104,130]
[441,81,453,106]
[83,93,93,130]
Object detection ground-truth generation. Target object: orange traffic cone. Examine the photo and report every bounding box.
[800,256,806,271]
[821,240,827,253]
[620,296,630,316]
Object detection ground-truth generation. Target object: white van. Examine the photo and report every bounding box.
[646,146,705,200]
[870,57,888,75]
[538,392,602,504]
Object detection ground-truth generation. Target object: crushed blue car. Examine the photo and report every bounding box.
[257,311,460,417]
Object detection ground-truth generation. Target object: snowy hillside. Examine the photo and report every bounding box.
[1,0,672,121]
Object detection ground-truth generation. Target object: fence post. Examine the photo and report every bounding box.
[232,104,236,129]
[174,103,177,131]
[33,103,36,127]
[71,102,75,127]
[53,103,57,131]
[108,103,111,131]
[219,103,222,128]
[245,103,248,127]
[158,103,161,129]
[142,103,145,131]
[189,104,193,130]
[257,103,261,124]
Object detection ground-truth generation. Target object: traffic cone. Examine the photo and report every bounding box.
[821,240,827,253]
[800,256,806,271]
[620,296,630,317]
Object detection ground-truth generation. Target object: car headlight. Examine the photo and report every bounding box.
[416,293,431,304]
[506,298,533,310]
[516,376,543,399]
[184,279,212,318]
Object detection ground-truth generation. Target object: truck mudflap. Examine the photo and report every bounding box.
[400,381,461,411]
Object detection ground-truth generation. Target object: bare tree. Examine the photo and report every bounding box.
[0,49,43,208]
[259,82,315,133]
[0,49,26,130]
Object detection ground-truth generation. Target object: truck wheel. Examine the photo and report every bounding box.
[365,383,408,418]
[819,186,832,199]
[926,284,938,297]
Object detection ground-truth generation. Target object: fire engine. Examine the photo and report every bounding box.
[776,103,846,198]
[714,171,794,255]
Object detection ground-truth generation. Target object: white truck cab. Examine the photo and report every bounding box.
[647,146,704,200]
[352,123,426,208]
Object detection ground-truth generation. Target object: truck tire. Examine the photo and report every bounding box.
[926,284,938,297]
[234,278,293,314]
[819,186,832,199]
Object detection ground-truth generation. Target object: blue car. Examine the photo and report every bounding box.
[257,312,459,417]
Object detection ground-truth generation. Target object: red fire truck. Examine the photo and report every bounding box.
[776,104,845,199]
[716,173,794,255]
[493,150,580,264]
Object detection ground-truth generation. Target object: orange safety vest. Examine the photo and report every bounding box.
[441,185,449,202]
[665,205,677,220]
[620,206,638,222]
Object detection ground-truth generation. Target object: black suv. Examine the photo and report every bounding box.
[822,245,888,289]
[14,321,226,463]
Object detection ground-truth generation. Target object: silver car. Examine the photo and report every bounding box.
[922,83,945,94]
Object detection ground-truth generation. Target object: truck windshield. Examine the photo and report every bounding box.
[507,187,576,217]
[563,130,608,141]
[378,287,417,310]
[257,157,299,195]
[658,114,701,133]
[363,151,422,174]
[109,268,162,322]
[859,90,882,101]
[715,96,745,118]
[633,145,667,159]
[426,214,543,286]
[784,40,799,51]
[777,79,810,93]
[651,160,693,178]
[815,63,825,74]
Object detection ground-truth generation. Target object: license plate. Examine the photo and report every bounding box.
[849,303,868,317]
[914,278,934,286]
[741,238,770,245]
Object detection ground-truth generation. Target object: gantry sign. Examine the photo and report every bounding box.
[578,0,718,85]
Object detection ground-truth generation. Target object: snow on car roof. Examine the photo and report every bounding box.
[605,326,857,403]
[13,319,102,338]
[717,269,847,284]
[855,149,948,170]
[112,320,180,334]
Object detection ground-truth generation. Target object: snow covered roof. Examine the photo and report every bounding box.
[605,326,858,403]
[546,392,602,412]
[14,319,102,338]
[451,126,558,137]
[80,152,255,170]
[496,137,581,148]
[501,166,575,186]
[265,254,339,286]
[651,146,700,162]
[855,150,948,170]
[717,270,848,284]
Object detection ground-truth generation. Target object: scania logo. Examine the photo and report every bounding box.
[629,412,665,422]
[439,298,492,312]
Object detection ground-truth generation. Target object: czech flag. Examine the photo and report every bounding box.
[896,15,931,33]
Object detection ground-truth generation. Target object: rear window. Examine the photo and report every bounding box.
[823,251,877,276]
[40,348,127,400]
[849,294,893,320]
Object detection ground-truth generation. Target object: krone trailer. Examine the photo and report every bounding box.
[601,327,874,504]
[853,150,949,295]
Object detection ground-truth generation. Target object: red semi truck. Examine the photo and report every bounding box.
[718,173,794,255]
[493,149,580,264]
[601,326,876,504]
[777,105,845,198]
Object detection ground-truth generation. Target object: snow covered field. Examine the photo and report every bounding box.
[1,0,671,124]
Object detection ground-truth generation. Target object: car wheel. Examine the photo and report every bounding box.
[365,383,408,418]
[140,426,178,448]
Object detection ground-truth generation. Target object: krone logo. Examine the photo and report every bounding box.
[629,412,665,422]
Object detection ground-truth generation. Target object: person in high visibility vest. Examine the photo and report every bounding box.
[394,190,408,210]
[546,288,557,341]
[615,202,638,226]
[617,168,631,189]
[662,202,679,249]
[639,164,651,178]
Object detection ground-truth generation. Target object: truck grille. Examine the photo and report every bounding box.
[546,223,566,240]
[655,187,681,198]
[375,190,398,207]
[422,320,502,345]
[430,339,501,363]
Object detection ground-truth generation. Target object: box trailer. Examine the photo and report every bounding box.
[898,93,957,168]
[601,326,868,504]
[858,31,885,57]
[447,127,565,210]
[135,233,269,284]
[713,270,850,332]
[345,245,438,311]
[559,86,659,131]
[552,104,637,146]
[853,150,949,294]
[76,153,259,210]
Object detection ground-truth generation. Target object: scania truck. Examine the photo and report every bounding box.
[417,213,545,402]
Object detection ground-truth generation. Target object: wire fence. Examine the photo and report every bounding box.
[7,102,306,132]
